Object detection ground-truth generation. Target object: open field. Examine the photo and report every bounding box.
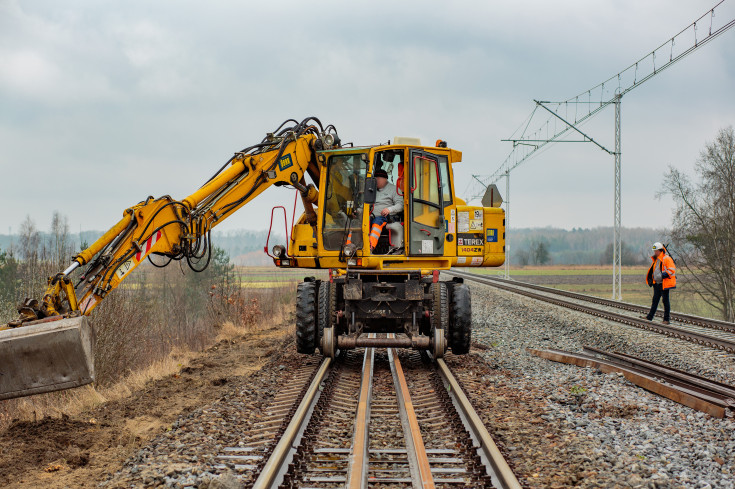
[464,265,722,319]
[234,266,328,288]
[234,265,723,320]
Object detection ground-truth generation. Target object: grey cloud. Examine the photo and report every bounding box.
[0,0,733,237]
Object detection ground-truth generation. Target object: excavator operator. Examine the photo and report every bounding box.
[369,168,404,254]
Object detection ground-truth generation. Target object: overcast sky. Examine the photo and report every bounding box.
[1,0,733,239]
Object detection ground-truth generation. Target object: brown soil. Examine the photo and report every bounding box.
[0,325,289,488]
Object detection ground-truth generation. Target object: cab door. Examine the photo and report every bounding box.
[408,150,444,256]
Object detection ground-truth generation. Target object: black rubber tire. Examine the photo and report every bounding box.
[431,282,449,357]
[448,283,472,355]
[296,281,317,354]
[431,282,449,331]
[317,281,335,353]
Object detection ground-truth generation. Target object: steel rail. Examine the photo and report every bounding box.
[450,269,735,333]
[346,346,375,489]
[435,358,522,489]
[388,340,436,489]
[251,357,332,489]
[449,270,735,353]
[253,337,520,487]
[529,347,734,418]
[582,346,735,401]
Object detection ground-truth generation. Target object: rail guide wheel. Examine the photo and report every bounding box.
[432,328,446,358]
[321,326,337,359]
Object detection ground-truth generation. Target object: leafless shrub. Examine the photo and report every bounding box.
[660,126,735,321]
[1,220,297,428]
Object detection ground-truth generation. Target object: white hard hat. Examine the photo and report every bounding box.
[652,242,664,251]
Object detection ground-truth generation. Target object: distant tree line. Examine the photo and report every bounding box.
[510,227,660,266]
[516,240,551,266]
[0,227,286,268]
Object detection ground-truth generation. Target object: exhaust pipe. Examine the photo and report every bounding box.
[0,316,95,401]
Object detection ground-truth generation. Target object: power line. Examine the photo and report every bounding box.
[472,1,735,195]
[470,1,735,299]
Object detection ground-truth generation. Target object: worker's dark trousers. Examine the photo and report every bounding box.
[647,283,670,321]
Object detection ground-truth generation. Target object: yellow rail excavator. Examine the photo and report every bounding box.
[0,117,504,401]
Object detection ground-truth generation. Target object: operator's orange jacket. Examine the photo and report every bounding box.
[645,253,676,289]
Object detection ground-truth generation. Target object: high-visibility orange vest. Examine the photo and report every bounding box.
[646,254,676,289]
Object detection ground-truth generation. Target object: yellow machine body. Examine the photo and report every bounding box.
[1,118,504,400]
[281,144,505,272]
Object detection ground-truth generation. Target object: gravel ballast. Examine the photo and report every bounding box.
[465,278,735,489]
[98,277,735,489]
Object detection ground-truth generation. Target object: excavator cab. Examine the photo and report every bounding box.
[286,139,505,359]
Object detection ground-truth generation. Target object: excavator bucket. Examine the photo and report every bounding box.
[0,316,95,401]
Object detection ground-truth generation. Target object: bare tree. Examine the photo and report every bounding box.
[17,215,40,299]
[18,215,39,264]
[533,240,550,265]
[661,126,735,321]
[49,211,71,268]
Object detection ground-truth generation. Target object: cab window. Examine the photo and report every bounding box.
[438,155,453,206]
[374,150,404,190]
[408,151,444,255]
[321,153,367,250]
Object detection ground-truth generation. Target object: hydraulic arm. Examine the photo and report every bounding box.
[0,117,339,400]
[12,118,337,324]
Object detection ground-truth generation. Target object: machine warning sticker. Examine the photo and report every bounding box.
[422,239,433,254]
[473,210,483,220]
[278,153,294,171]
[78,294,98,313]
[116,259,134,280]
[486,228,498,243]
[457,233,484,247]
[450,209,456,223]
[471,256,483,265]
[457,256,467,264]
[135,230,162,262]
[469,220,483,230]
[458,211,470,233]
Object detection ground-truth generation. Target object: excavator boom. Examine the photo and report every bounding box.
[0,117,338,400]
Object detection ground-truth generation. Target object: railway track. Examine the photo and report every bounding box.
[240,336,520,489]
[449,269,735,353]
[530,346,735,418]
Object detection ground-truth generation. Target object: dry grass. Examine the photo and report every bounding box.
[0,346,198,429]
[0,274,297,432]
[215,303,293,343]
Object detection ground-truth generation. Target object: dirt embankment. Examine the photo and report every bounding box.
[0,325,290,488]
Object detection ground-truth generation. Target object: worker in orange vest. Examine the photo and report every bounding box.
[642,242,676,324]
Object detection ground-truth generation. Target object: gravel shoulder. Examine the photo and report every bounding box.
[462,278,735,489]
[5,277,734,489]
[0,324,291,489]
